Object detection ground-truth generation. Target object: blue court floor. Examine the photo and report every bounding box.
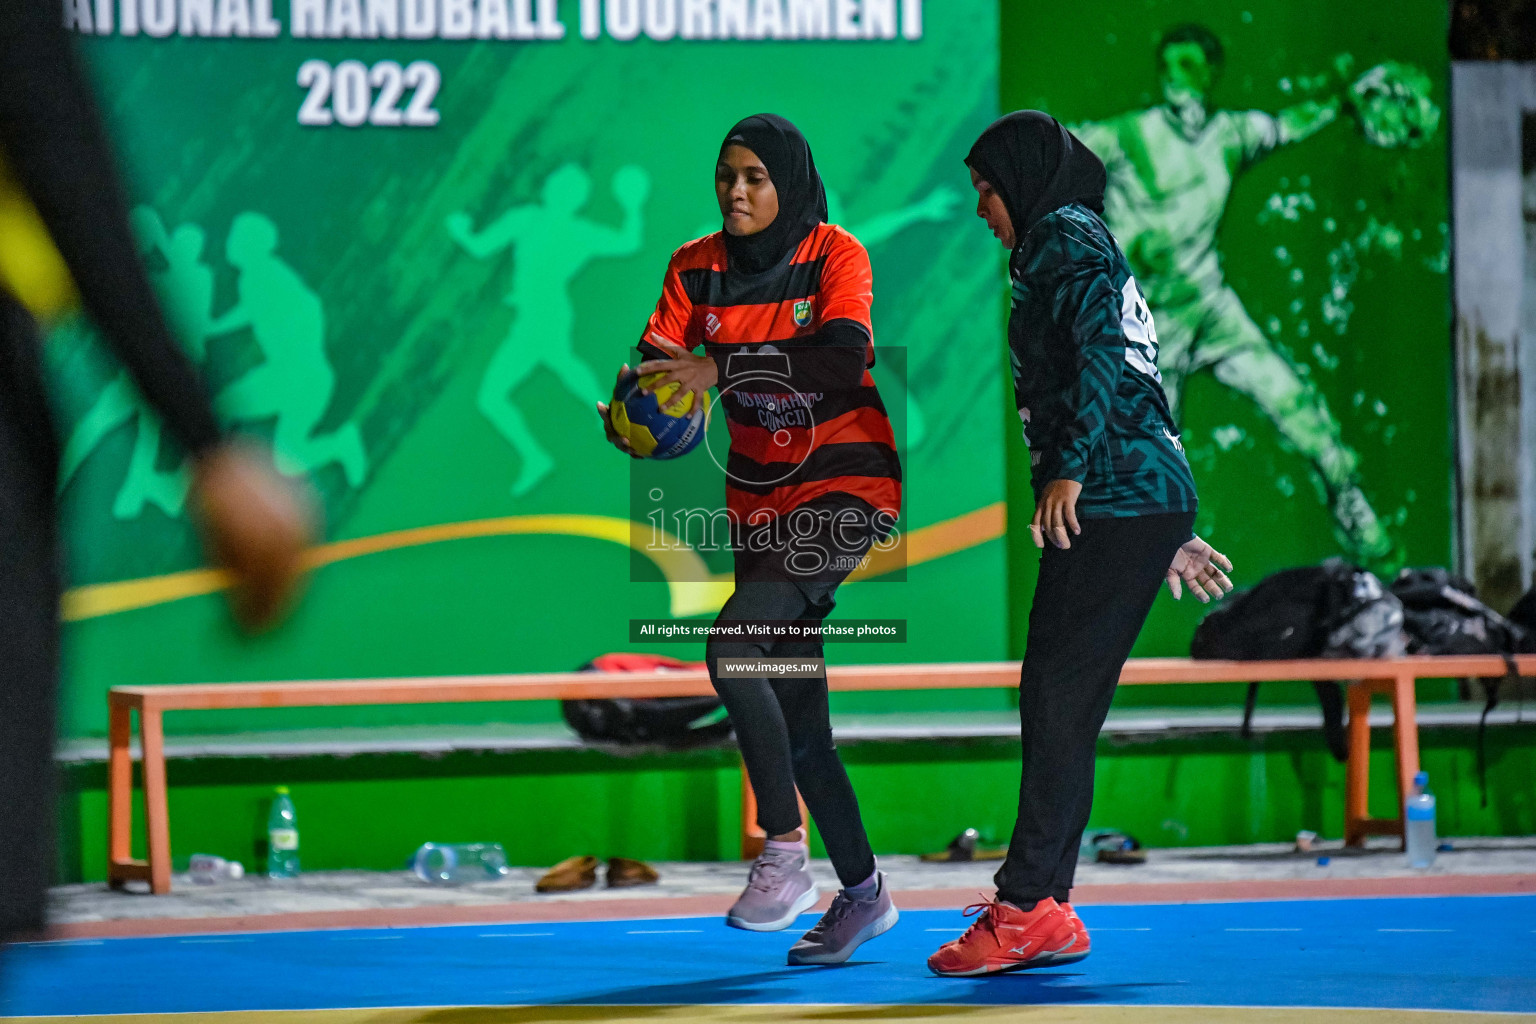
[2,895,1533,1018]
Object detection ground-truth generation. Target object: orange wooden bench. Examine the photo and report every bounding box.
[105,654,1536,894]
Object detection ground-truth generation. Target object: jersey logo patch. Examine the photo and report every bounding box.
[793,299,812,327]
[704,313,721,338]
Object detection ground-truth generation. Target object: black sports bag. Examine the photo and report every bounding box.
[561,653,731,747]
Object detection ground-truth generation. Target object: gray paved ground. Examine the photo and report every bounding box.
[49,836,1536,924]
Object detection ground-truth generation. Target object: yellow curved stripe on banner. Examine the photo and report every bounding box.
[845,502,1004,583]
[60,503,1005,623]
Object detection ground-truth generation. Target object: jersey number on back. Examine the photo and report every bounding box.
[1119,277,1162,382]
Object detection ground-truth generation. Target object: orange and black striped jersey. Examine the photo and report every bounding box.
[640,223,901,523]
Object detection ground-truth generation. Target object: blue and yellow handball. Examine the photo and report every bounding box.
[608,368,710,460]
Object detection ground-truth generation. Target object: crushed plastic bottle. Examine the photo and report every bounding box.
[1079,828,1137,863]
[189,854,245,884]
[412,842,511,884]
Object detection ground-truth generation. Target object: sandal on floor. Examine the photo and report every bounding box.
[921,828,1007,863]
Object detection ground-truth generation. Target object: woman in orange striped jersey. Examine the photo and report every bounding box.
[599,114,901,966]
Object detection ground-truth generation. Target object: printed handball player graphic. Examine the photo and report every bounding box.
[1069,24,1440,568]
[598,114,902,967]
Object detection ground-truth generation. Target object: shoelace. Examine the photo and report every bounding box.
[745,850,796,893]
[826,892,859,922]
[955,896,1005,946]
[803,890,859,940]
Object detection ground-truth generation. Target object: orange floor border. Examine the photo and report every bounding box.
[39,873,1536,942]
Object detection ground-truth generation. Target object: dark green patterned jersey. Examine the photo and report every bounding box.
[1007,202,1198,519]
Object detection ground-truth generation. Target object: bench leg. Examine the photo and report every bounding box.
[140,708,172,895]
[738,763,810,861]
[1389,671,1422,853]
[1345,681,1373,847]
[106,702,136,890]
[1346,677,1414,848]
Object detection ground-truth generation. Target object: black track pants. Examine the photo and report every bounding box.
[993,510,1195,907]
[704,498,885,888]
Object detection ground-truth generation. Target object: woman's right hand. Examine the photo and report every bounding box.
[596,364,641,458]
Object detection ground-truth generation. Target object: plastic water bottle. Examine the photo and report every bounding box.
[189,854,245,884]
[412,842,511,884]
[267,786,300,878]
[1406,770,1437,869]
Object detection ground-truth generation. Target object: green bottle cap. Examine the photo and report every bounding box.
[275,786,290,795]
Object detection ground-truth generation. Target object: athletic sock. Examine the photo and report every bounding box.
[845,869,880,901]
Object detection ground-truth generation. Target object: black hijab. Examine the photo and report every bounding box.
[718,113,828,275]
[964,110,1106,246]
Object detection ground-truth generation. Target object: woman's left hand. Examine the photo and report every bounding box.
[1165,535,1235,602]
[636,334,718,413]
[1032,479,1082,550]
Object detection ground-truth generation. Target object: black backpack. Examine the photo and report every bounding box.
[560,653,732,747]
[1510,587,1536,635]
[1191,559,1404,762]
[1392,568,1535,656]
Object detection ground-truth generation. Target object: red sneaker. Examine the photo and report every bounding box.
[927,897,1079,977]
[1046,902,1091,966]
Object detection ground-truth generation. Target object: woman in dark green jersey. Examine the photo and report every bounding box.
[928,111,1235,977]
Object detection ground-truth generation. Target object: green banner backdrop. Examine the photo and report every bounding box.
[49,0,1455,739]
[52,0,1009,738]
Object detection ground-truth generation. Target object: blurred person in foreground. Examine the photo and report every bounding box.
[601,114,901,966]
[0,0,312,949]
